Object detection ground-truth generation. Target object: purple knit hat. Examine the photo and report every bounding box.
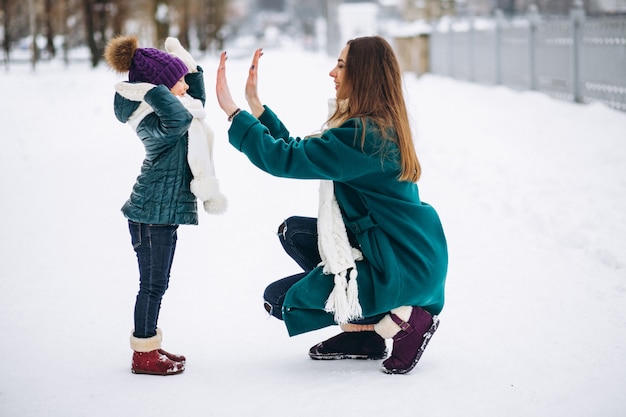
[129,47,187,89]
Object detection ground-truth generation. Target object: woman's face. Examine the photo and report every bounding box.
[170,77,189,97]
[329,45,349,99]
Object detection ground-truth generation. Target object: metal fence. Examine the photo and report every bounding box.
[429,6,626,112]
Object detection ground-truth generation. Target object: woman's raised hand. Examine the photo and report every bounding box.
[245,48,265,118]
[216,51,240,119]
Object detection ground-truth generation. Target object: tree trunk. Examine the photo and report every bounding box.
[111,0,127,35]
[153,0,170,45]
[1,0,11,69]
[82,0,100,67]
[178,0,190,48]
[197,0,226,52]
[96,0,106,49]
[28,0,38,70]
[44,0,56,58]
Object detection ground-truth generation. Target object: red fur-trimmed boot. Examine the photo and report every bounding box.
[374,306,439,375]
[130,329,185,376]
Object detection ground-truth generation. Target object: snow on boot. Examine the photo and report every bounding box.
[375,306,439,375]
[130,330,185,376]
[155,329,186,364]
[309,331,387,360]
[158,349,186,365]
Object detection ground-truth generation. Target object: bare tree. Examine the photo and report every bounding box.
[111,0,129,35]
[27,0,38,69]
[82,0,99,66]
[43,0,55,57]
[197,0,227,52]
[153,0,170,45]
[176,0,190,48]
[1,0,13,67]
[82,0,122,67]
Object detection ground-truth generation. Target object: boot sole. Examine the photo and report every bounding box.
[132,368,185,376]
[309,349,388,361]
[382,315,440,375]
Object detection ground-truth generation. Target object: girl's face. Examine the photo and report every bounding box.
[329,45,348,99]
[170,77,188,96]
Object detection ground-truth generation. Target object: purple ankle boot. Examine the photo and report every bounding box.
[382,307,439,375]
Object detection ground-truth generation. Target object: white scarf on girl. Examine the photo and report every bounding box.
[119,83,227,215]
[177,94,227,215]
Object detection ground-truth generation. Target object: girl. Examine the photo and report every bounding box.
[105,35,225,375]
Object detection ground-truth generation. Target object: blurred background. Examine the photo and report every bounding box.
[1,0,625,111]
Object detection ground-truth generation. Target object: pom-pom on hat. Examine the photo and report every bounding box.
[104,35,187,90]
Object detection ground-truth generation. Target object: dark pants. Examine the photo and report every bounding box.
[263,216,385,325]
[129,221,178,339]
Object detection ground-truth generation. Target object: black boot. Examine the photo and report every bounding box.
[309,331,387,360]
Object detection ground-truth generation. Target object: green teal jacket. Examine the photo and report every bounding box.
[228,106,448,336]
[114,69,206,225]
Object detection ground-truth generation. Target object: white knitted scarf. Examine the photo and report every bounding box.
[123,89,227,215]
[318,180,364,323]
[317,98,363,324]
[177,94,227,215]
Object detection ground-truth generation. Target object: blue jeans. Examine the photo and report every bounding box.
[129,221,178,339]
[264,216,385,325]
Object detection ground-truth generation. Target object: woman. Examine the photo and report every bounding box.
[216,36,448,374]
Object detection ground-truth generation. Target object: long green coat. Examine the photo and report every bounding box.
[229,107,448,336]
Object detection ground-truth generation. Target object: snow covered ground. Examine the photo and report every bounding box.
[1,44,625,417]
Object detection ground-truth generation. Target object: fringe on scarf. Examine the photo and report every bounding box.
[323,269,363,323]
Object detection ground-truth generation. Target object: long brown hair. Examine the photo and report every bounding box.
[327,36,421,182]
